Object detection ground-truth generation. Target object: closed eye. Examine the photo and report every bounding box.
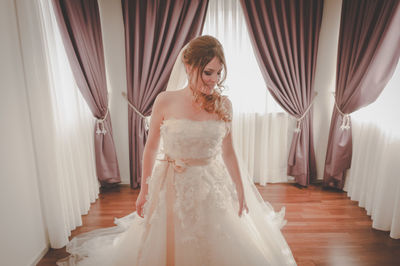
[204,70,222,76]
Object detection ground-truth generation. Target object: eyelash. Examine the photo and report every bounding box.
[204,71,221,76]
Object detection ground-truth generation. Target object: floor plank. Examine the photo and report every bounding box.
[37,184,400,266]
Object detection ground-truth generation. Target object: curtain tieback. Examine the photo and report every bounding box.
[96,108,109,135]
[294,92,318,133]
[332,92,350,130]
[122,92,150,130]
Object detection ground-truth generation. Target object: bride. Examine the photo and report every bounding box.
[58,35,297,266]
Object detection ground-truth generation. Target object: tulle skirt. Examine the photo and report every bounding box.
[57,159,296,266]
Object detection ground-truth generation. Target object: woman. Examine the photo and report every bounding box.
[58,35,296,266]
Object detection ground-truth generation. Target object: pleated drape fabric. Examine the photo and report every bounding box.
[121,0,209,188]
[240,0,323,186]
[52,0,121,185]
[346,121,400,239]
[16,0,101,248]
[323,0,400,189]
[346,60,400,238]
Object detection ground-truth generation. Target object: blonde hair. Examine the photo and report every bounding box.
[182,35,231,122]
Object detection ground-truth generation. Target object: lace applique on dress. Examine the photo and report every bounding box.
[220,95,233,135]
[57,116,297,266]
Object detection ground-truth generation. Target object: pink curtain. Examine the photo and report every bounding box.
[52,0,120,186]
[323,0,400,189]
[240,0,323,186]
[122,0,209,188]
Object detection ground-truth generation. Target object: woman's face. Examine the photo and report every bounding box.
[188,56,223,95]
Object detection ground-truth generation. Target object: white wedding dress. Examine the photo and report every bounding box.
[58,118,296,266]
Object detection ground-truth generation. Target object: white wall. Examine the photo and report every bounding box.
[0,0,48,265]
[312,0,343,180]
[98,0,130,184]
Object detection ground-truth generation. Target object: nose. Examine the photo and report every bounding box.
[210,73,218,84]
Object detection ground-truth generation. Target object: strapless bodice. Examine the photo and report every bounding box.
[160,118,227,159]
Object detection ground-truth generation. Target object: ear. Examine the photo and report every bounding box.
[184,63,192,74]
[185,64,197,85]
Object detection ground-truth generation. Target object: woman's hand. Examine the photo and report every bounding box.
[136,188,148,218]
[238,192,249,217]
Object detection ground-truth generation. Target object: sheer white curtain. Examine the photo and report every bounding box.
[344,60,400,239]
[202,0,294,185]
[17,0,100,248]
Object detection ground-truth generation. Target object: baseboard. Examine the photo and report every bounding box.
[31,244,49,266]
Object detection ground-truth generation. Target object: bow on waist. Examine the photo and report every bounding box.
[158,155,216,172]
[136,155,216,266]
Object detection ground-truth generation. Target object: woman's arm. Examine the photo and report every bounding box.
[136,92,166,217]
[221,97,249,217]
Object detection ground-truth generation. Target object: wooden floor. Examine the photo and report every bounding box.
[38,183,400,266]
